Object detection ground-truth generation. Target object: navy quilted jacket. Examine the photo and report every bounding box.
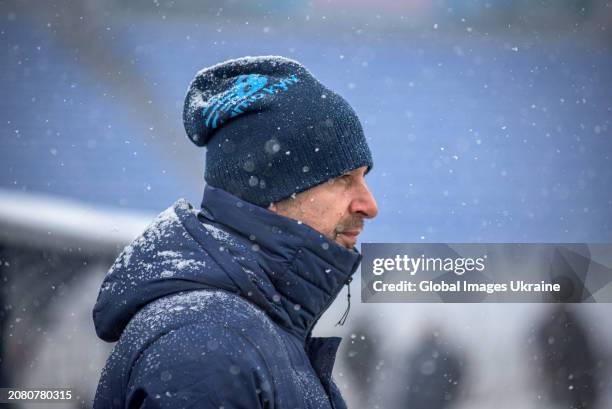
[92,185,361,408]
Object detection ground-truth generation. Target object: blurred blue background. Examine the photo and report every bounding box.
[1,1,612,408]
[2,0,611,242]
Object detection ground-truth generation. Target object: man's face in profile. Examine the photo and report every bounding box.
[269,166,378,249]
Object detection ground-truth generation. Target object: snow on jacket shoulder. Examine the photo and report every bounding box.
[125,291,276,408]
[92,185,361,409]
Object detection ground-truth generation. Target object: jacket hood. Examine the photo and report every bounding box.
[93,185,362,342]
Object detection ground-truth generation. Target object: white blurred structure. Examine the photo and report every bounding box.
[0,190,152,408]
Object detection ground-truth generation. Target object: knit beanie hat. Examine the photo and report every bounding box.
[183,56,373,207]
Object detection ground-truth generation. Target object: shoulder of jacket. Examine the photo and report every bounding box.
[126,317,277,409]
[131,289,285,348]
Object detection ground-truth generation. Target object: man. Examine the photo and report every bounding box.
[93,56,378,409]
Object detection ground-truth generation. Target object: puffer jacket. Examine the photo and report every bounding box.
[92,184,361,408]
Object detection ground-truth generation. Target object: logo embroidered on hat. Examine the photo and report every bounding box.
[203,73,300,129]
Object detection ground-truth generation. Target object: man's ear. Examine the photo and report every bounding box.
[268,203,278,213]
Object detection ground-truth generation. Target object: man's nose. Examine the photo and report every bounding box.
[350,182,378,219]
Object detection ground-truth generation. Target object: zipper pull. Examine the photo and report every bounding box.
[335,277,352,326]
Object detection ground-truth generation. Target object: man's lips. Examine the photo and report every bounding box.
[336,230,361,246]
[336,220,364,247]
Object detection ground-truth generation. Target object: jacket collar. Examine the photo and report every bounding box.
[198,185,361,340]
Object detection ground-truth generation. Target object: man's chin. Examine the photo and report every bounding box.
[335,232,358,249]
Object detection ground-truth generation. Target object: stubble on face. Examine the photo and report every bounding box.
[271,197,365,248]
[268,166,377,250]
[333,215,364,248]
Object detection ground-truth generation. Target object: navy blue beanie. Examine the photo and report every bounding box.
[183,56,373,207]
